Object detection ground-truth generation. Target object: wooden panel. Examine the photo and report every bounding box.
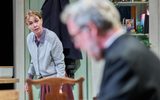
[131,5,136,30]
[0,90,19,100]
[0,77,19,84]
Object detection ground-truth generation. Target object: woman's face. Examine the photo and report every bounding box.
[26,15,43,36]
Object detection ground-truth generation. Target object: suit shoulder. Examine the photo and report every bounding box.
[106,35,148,61]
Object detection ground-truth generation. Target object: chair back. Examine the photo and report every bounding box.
[26,77,84,100]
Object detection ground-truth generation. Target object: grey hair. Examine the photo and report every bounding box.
[61,0,121,32]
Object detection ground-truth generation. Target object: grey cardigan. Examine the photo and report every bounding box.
[27,28,65,78]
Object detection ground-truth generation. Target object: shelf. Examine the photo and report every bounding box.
[130,33,149,36]
[114,1,148,5]
[115,1,148,3]
[0,66,14,68]
[0,77,19,84]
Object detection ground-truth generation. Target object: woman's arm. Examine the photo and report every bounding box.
[50,35,66,77]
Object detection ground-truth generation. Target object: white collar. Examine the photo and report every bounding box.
[104,28,126,48]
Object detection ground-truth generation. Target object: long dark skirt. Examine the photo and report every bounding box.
[40,84,50,100]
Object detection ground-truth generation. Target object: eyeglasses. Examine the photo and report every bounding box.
[70,26,89,43]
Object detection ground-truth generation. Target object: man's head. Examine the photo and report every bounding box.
[61,0,121,60]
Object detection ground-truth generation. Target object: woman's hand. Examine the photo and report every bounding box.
[24,83,29,93]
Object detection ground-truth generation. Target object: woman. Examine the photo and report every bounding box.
[24,10,66,100]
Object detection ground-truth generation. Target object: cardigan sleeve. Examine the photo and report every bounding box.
[50,34,66,77]
[27,59,35,78]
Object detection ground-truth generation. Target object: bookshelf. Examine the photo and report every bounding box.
[111,0,150,47]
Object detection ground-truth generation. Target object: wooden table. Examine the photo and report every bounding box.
[0,90,19,100]
[0,77,19,84]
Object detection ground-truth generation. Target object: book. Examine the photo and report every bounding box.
[125,19,135,32]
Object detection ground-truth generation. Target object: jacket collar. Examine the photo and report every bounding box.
[32,28,46,44]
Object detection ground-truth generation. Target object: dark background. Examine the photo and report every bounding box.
[0,0,14,90]
[0,0,13,66]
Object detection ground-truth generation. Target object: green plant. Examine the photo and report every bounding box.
[137,35,151,48]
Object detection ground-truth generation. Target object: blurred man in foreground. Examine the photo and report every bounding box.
[61,0,160,100]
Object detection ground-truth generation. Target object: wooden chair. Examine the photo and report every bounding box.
[0,90,19,100]
[26,77,84,100]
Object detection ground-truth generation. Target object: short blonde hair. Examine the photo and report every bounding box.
[61,0,121,32]
[25,10,42,25]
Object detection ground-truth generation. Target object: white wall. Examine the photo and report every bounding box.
[91,58,104,98]
[0,68,13,77]
[13,0,25,100]
[149,0,160,58]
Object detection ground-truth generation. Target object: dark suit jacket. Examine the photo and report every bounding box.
[98,34,160,100]
[41,0,82,60]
